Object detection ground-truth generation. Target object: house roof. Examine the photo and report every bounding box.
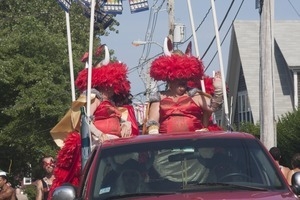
[274,21,300,69]
[226,20,300,124]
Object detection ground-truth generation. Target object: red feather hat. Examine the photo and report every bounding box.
[75,45,131,95]
[150,38,204,82]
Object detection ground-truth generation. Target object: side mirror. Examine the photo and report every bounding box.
[291,171,300,196]
[52,184,76,200]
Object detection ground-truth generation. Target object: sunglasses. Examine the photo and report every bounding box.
[43,159,55,167]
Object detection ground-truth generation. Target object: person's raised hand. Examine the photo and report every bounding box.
[213,71,222,91]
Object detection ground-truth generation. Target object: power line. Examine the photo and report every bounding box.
[128,52,163,74]
[182,5,212,44]
[134,0,166,92]
[5,1,248,131]
[131,0,245,97]
[131,1,232,97]
[201,0,235,60]
[288,0,300,18]
[205,0,245,71]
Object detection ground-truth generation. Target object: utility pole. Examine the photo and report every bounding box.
[167,0,175,42]
[259,0,276,149]
[144,0,174,101]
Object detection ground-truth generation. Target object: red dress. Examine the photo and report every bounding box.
[93,100,122,137]
[159,95,204,133]
[120,105,140,136]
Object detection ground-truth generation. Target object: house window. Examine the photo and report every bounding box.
[238,91,252,123]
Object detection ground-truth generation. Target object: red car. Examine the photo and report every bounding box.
[52,131,300,199]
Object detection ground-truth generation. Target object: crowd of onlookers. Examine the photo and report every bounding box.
[0,156,55,200]
[269,147,300,185]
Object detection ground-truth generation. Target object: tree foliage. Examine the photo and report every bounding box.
[0,0,119,183]
[238,110,300,167]
[239,121,260,138]
[277,109,300,167]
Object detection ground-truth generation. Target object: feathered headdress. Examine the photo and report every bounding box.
[75,45,131,95]
[150,37,204,82]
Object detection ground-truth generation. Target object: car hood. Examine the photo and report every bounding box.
[113,190,297,200]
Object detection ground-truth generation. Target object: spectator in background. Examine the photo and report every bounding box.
[0,171,17,200]
[15,177,28,200]
[35,156,55,200]
[269,147,290,180]
[287,153,300,185]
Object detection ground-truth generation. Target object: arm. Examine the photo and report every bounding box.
[194,72,223,113]
[145,92,161,134]
[281,167,290,180]
[89,98,108,142]
[10,189,17,200]
[202,109,212,129]
[120,120,132,137]
[287,170,293,185]
[147,101,160,134]
[193,73,223,130]
[210,71,223,112]
[35,180,43,200]
[195,94,213,130]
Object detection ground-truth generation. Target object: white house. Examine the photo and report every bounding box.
[220,20,300,129]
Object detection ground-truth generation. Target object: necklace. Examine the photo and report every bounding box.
[43,177,52,191]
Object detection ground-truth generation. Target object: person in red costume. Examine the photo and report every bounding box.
[146,37,223,134]
[75,45,137,143]
[47,45,139,199]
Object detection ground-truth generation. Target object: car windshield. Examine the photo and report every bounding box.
[91,137,284,199]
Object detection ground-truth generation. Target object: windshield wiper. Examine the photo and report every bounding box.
[104,192,176,199]
[181,182,268,191]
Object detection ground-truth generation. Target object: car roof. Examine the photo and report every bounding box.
[99,131,257,149]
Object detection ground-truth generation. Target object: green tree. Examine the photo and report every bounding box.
[0,0,119,182]
[238,110,300,167]
[239,121,260,138]
[277,109,300,167]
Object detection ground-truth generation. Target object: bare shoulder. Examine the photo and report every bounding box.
[8,186,15,193]
[287,169,295,179]
[35,179,43,188]
[0,186,15,197]
[282,166,291,172]
[287,169,294,176]
[281,166,291,177]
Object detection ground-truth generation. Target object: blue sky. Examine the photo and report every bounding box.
[100,0,300,102]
